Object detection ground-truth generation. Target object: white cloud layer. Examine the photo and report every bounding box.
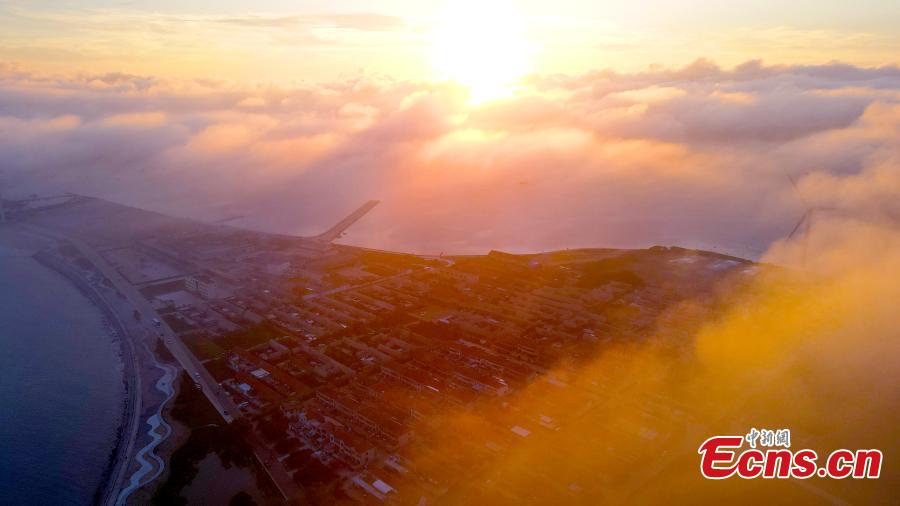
[1,60,898,258]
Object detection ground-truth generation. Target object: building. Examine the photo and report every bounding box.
[328,426,377,469]
[185,273,218,299]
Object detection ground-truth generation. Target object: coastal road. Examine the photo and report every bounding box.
[26,224,305,501]
[29,247,144,506]
[116,339,177,505]
[21,224,237,423]
[74,237,238,423]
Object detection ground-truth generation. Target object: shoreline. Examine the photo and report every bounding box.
[128,371,193,505]
[31,250,141,506]
[115,341,177,504]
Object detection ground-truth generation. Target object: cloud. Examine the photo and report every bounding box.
[214,13,405,31]
[604,89,871,143]
[389,214,900,504]
[0,60,898,259]
[1,59,897,502]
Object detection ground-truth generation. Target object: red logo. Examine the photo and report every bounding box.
[698,429,882,479]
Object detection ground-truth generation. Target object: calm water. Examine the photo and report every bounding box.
[0,254,125,505]
[182,453,267,506]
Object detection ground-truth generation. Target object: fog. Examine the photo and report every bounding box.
[391,215,899,504]
[1,60,898,258]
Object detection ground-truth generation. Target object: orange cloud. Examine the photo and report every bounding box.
[1,60,898,257]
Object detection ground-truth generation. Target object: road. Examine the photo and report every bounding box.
[78,237,238,422]
[303,268,415,301]
[115,339,177,505]
[248,432,304,500]
[76,233,310,502]
[22,224,237,422]
[24,224,309,501]
[30,247,144,506]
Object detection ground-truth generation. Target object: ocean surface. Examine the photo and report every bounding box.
[0,254,125,505]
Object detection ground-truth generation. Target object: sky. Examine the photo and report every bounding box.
[1,1,899,257]
[3,3,898,501]
[3,1,900,81]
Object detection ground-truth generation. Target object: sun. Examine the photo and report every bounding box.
[430,0,535,103]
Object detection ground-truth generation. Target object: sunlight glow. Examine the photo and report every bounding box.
[430,0,535,103]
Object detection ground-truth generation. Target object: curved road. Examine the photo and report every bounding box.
[25,223,299,501]
[116,342,176,505]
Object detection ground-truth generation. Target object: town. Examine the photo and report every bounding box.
[3,194,756,504]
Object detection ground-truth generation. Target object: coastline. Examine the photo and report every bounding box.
[115,341,177,504]
[31,250,141,506]
[126,372,193,505]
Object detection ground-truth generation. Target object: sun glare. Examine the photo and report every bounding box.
[430,0,534,103]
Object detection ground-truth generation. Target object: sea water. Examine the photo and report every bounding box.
[0,254,125,505]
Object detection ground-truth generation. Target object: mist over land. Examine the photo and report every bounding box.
[1,2,899,504]
[5,191,897,504]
